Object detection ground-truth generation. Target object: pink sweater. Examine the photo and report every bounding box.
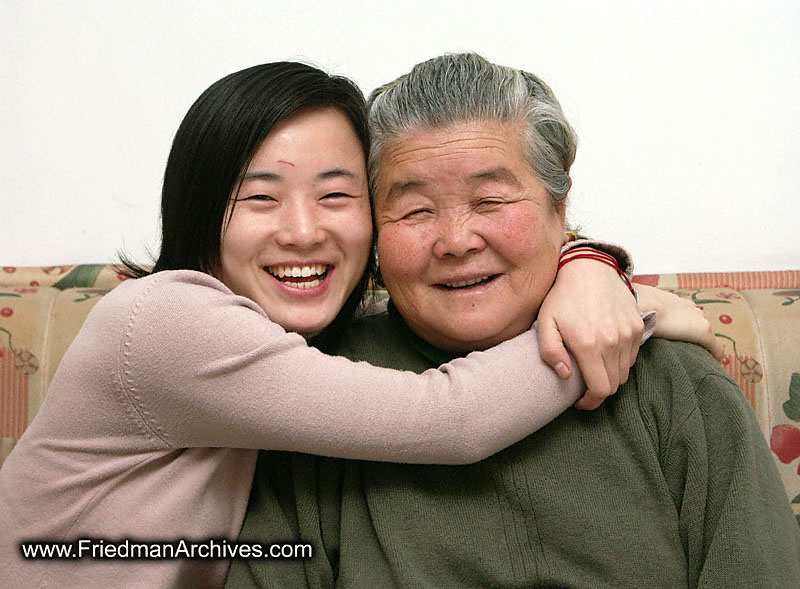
[0,270,592,587]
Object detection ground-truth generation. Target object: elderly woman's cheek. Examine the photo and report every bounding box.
[378,224,427,280]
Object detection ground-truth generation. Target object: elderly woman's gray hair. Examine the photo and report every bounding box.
[367,52,577,205]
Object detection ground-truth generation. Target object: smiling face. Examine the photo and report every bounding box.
[219,107,372,338]
[374,119,568,352]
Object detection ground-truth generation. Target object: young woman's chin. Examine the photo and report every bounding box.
[281,304,346,339]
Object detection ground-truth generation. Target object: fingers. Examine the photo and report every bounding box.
[618,346,631,389]
[629,316,644,366]
[571,333,616,411]
[574,392,605,411]
[692,306,724,360]
[647,289,726,360]
[693,307,725,360]
[699,328,725,361]
[539,254,644,409]
[711,338,725,361]
[621,317,643,385]
[572,315,643,411]
[537,318,573,379]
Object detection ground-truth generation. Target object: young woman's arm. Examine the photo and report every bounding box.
[101,271,585,465]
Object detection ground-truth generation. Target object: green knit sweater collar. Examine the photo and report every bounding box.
[387,300,464,365]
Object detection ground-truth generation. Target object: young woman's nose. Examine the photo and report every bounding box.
[274,201,326,248]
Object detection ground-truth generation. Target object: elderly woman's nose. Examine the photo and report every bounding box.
[275,201,326,248]
[432,214,486,258]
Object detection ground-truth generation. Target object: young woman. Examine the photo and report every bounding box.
[0,62,717,587]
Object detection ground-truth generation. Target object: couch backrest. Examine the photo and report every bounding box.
[2,265,799,527]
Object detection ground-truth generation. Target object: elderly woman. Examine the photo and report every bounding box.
[230,53,800,588]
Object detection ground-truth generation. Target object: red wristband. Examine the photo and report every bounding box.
[558,247,618,270]
[558,247,636,297]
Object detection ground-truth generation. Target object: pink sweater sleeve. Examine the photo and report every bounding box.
[103,271,584,464]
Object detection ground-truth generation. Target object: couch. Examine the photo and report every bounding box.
[2,264,799,528]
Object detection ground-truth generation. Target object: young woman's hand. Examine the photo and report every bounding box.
[635,285,724,360]
[537,258,643,410]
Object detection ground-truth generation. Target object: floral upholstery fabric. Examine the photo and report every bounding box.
[2,265,799,528]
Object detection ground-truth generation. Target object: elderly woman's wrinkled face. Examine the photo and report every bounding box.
[374,119,567,352]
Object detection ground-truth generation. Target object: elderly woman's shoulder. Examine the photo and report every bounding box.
[639,338,732,383]
[632,337,749,421]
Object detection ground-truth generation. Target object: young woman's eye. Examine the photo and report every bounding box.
[240,194,276,202]
[321,192,351,200]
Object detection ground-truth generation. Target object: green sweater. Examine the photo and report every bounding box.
[228,307,800,588]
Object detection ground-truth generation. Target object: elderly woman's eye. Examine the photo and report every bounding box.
[475,198,504,211]
[403,208,433,220]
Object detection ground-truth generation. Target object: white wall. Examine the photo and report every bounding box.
[2,0,798,274]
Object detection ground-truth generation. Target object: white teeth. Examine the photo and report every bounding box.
[267,264,328,279]
[443,275,491,288]
[283,278,322,289]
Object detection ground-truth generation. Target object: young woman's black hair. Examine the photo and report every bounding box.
[121,62,375,332]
